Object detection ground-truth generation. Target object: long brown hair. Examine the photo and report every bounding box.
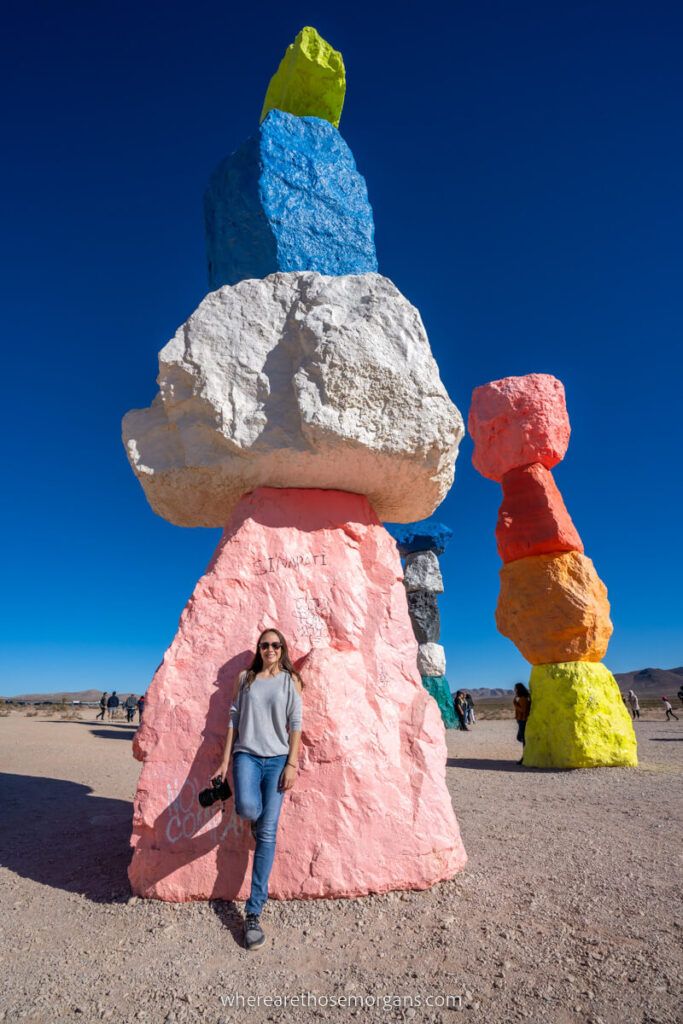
[243,628,304,690]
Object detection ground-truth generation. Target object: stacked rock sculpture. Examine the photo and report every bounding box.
[468,373,637,768]
[385,520,457,729]
[122,27,467,902]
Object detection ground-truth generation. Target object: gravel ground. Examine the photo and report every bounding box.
[1,711,681,1024]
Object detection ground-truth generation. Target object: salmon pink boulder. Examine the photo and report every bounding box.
[496,463,584,563]
[128,487,467,902]
[468,373,570,482]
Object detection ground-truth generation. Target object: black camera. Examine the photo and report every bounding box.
[198,775,232,808]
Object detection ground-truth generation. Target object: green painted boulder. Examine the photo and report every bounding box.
[421,675,457,729]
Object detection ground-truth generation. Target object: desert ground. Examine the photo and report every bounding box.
[1,709,681,1024]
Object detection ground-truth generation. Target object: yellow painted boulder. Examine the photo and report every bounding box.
[523,662,638,768]
[496,550,613,664]
[260,26,346,129]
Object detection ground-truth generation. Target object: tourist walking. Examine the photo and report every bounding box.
[627,689,640,719]
[662,697,679,721]
[453,691,469,731]
[106,691,119,720]
[513,683,531,764]
[125,693,137,723]
[216,628,303,951]
[137,694,145,721]
[465,692,476,726]
[96,692,108,720]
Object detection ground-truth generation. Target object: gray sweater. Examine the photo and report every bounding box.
[230,670,303,757]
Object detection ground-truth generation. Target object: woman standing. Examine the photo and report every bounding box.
[453,691,469,731]
[216,628,303,951]
[513,683,531,764]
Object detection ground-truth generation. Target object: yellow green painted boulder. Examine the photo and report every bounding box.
[260,26,345,128]
[524,662,637,769]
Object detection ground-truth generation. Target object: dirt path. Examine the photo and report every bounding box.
[1,712,681,1023]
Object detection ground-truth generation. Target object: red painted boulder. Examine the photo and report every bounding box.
[468,373,571,482]
[496,463,584,563]
[129,487,466,901]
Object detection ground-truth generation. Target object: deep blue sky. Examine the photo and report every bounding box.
[2,1,681,695]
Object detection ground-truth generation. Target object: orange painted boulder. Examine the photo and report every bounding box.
[496,463,583,563]
[495,550,612,664]
[468,373,570,482]
[129,486,466,901]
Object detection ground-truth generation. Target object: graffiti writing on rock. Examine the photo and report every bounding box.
[295,596,331,647]
[165,776,246,845]
[253,552,327,575]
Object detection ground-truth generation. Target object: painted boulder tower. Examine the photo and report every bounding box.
[468,373,637,768]
[385,520,458,729]
[123,26,467,902]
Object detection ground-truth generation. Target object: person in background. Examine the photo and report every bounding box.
[627,689,640,719]
[677,685,683,707]
[513,683,531,764]
[453,691,469,731]
[96,692,108,721]
[125,693,137,723]
[662,696,679,721]
[137,695,145,722]
[107,691,120,720]
[465,692,476,726]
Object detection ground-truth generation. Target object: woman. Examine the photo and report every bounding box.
[216,628,303,951]
[453,691,469,731]
[513,683,531,764]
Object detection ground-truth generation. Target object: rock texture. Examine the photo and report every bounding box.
[497,463,584,563]
[260,26,346,128]
[204,110,376,290]
[385,519,454,557]
[403,550,444,593]
[468,374,570,482]
[407,590,440,644]
[122,272,464,527]
[128,487,467,901]
[421,675,457,729]
[524,662,638,768]
[496,551,613,665]
[417,643,446,678]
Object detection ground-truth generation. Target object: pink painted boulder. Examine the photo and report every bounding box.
[468,373,571,482]
[129,487,467,901]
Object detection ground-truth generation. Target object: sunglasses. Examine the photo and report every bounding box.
[258,641,282,651]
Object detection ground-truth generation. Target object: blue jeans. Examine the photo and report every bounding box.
[516,719,527,744]
[232,751,288,916]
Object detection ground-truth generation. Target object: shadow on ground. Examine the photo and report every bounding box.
[210,899,249,947]
[0,773,133,904]
[447,757,524,772]
[649,737,683,742]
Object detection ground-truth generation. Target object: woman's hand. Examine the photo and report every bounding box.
[215,762,229,784]
[279,764,297,791]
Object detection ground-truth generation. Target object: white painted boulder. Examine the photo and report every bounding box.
[403,550,444,593]
[417,642,446,677]
[122,272,463,526]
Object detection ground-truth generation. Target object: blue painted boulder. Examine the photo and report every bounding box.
[384,518,454,557]
[204,109,378,289]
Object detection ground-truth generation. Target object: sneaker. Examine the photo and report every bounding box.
[244,912,265,950]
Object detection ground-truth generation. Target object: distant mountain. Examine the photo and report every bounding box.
[4,688,140,703]
[469,688,514,701]
[614,667,683,696]
[6,668,682,705]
